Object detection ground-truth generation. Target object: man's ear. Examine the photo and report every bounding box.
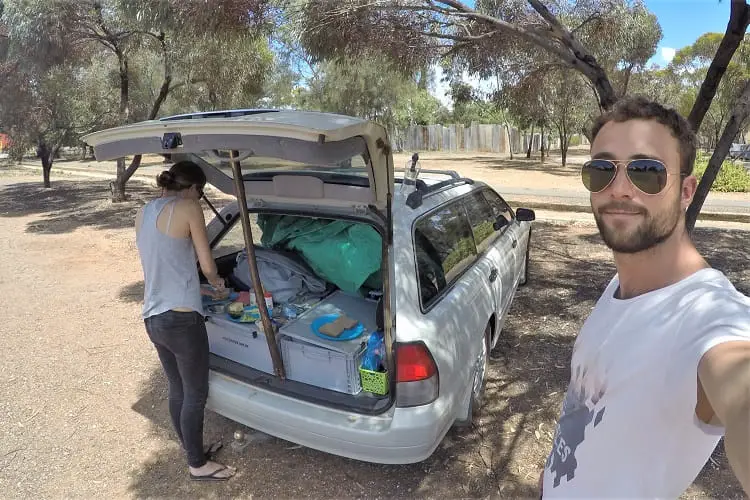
[681,175,698,211]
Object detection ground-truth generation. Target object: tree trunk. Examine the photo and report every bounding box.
[581,123,593,144]
[687,0,750,131]
[505,124,514,160]
[147,32,171,121]
[526,125,535,158]
[42,161,51,188]
[686,79,750,232]
[37,142,52,188]
[111,155,143,202]
[111,33,173,202]
[111,49,132,202]
[559,130,568,167]
[525,0,618,110]
[620,64,635,97]
[540,127,546,163]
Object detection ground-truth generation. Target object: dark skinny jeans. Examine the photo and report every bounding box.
[144,310,209,468]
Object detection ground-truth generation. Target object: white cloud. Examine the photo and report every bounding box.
[660,47,676,64]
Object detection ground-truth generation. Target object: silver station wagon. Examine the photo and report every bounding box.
[84,109,534,464]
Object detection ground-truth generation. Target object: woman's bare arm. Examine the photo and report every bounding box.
[185,199,222,288]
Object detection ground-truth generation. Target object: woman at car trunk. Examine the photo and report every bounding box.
[135,161,236,481]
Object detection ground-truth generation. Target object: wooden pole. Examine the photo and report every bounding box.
[228,150,285,379]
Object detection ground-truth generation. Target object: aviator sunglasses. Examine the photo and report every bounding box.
[581,158,685,196]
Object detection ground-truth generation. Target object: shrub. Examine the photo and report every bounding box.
[693,152,750,192]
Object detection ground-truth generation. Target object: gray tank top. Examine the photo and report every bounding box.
[136,197,204,319]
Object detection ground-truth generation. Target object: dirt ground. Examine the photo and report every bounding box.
[0,165,748,499]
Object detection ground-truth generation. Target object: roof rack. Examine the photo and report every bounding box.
[417,169,460,179]
[160,109,279,121]
[406,177,475,209]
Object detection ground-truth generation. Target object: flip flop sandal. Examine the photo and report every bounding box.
[189,465,235,482]
[204,440,223,460]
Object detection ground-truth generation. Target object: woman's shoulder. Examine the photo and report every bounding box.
[173,197,201,212]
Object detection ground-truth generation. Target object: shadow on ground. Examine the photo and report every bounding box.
[122,221,748,498]
[0,179,153,234]
[0,178,235,235]
[123,221,603,497]
[119,281,145,304]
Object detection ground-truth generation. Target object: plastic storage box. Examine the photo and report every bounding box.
[206,315,276,375]
[279,291,379,394]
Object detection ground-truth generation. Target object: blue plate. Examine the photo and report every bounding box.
[310,314,365,341]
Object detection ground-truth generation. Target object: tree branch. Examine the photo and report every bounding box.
[422,30,497,43]
[687,0,750,131]
[147,32,172,120]
[687,78,750,231]
[571,13,602,34]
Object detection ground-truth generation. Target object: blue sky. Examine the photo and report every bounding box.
[644,0,733,66]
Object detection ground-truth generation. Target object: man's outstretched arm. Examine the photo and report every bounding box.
[699,340,750,495]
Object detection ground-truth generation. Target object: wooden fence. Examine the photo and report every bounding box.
[390,123,586,154]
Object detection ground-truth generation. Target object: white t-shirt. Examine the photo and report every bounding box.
[542,268,750,499]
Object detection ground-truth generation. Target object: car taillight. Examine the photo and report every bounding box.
[395,342,439,407]
[396,343,436,381]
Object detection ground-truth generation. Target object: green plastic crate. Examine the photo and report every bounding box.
[359,367,389,395]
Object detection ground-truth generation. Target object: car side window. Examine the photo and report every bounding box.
[414,201,477,308]
[212,213,265,258]
[463,191,498,254]
[483,189,514,228]
[213,220,246,258]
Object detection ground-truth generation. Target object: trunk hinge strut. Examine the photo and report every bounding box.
[229,149,286,379]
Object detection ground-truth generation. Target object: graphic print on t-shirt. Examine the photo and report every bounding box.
[546,365,607,488]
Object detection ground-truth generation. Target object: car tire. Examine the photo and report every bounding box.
[455,324,491,427]
[519,227,531,286]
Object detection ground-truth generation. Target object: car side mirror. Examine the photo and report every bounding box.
[493,215,509,231]
[516,208,536,222]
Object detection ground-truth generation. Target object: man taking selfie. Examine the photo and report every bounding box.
[541,97,750,498]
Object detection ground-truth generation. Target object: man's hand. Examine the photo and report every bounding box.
[699,340,750,495]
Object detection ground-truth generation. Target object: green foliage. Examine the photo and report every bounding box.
[472,221,494,246]
[163,34,275,114]
[298,52,442,130]
[442,235,476,276]
[669,33,750,148]
[694,151,750,192]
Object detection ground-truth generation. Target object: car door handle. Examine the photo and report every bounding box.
[512,239,517,248]
[489,268,498,282]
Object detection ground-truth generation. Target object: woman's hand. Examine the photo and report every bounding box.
[208,275,225,291]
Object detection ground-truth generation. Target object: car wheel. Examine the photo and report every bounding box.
[471,325,490,412]
[519,227,531,286]
[455,324,491,427]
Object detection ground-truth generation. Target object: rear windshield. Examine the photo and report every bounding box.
[186,146,370,182]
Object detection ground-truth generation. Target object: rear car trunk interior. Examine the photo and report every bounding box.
[202,210,392,415]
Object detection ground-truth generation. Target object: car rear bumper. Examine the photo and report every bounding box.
[206,370,454,464]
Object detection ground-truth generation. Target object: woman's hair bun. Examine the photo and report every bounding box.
[156,170,176,189]
[155,162,206,192]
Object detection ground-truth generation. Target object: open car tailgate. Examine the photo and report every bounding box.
[81,109,395,209]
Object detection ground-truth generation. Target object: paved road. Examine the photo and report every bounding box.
[499,186,750,215]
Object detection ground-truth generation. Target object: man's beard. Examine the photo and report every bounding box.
[593,198,682,254]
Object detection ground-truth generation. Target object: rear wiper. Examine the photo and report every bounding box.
[201,194,229,228]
